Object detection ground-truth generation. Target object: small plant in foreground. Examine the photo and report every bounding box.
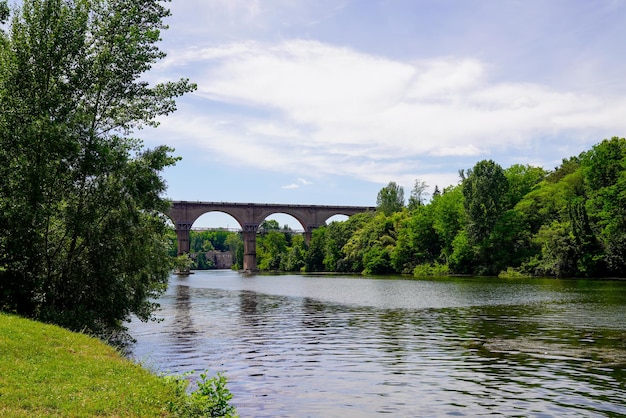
[168,371,238,417]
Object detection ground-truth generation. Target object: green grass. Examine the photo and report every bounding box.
[0,313,184,417]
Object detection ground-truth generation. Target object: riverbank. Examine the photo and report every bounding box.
[0,313,184,417]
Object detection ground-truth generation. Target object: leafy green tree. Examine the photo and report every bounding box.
[448,229,475,274]
[376,181,405,216]
[0,0,8,24]
[580,137,626,275]
[531,220,579,277]
[259,219,280,232]
[504,164,546,208]
[430,185,465,264]
[483,164,546,273]
[516,161,601,277]
[257,231,288,271]
[0,0,195,339]
[343,212,397,274]
[463,160,509,246]
[461,160,509,273]
[299,213,371,273]
[305,228,327,272]
[281,234,306,272]
[391,206,440,273]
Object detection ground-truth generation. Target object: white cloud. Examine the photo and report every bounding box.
[148,39,626,189]
[281,177,313,190]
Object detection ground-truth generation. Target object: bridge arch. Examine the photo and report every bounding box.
[166,201,376,272]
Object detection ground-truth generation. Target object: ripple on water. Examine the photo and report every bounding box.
[127,272,626,417]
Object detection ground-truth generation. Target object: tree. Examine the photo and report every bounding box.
[304,228,327,272]
[0,0,195,340]
[461,160,509,274]
[0,0,8,24]
[407,179,429,210]
[257,231,287,271]
[504,164,546,208]
[580,137,626,275]
[462,160,509,246]
[376,181,405,216]
[431,184,465,264]
[342,212,397,274]
[391,205,440,273]
[259,219,281,232]
[281,234,306,272]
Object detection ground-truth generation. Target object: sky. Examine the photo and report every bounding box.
[138,0,626,228]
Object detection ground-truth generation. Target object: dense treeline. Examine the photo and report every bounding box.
[313,137,626,278]
[193,137,626,278]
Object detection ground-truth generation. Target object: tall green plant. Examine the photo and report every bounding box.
[0,0,195,339]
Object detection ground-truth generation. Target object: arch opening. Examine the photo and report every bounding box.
[184,212,243,271]
[192,211,242,231]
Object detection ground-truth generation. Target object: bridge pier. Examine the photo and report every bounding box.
[304,225,318,246]
[175,222,193,255]
[242,223,259,272]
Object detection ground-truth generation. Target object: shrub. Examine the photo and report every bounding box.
[413,262,450,277]
[168,371,238,417]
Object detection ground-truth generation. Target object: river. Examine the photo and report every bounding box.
[127,270,626,417]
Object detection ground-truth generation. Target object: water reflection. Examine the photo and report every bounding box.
[128,272,626,417]
[171,284,195,338]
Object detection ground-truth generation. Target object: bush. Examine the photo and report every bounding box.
[168,371,238,417]
[413,262,450,277]
[498,267,531,279]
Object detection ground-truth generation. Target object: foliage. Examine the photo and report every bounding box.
[413,262,450,277]
[391,205,440,273]
[580,137,626,276]
[174,254,194,273]
[463,160,509,246]
[498,267,531,279]
[305,227,327,272]
[281,234,306,271]
[376,181,405,216]
[0,0,8,24]
[168,371,238,418]
[0,0,195,339]
[257,230,288,271]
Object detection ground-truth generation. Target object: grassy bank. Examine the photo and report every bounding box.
[0,313,187,417]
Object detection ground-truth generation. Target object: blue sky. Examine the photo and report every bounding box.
[139,0,626,227]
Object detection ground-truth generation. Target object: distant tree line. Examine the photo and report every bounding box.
[186,137,626,278]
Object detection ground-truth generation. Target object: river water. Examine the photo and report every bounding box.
[127,270,626,417]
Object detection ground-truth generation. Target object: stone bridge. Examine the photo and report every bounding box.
[166,201,376,271]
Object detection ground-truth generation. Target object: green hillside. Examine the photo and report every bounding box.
[0,313,182,417]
